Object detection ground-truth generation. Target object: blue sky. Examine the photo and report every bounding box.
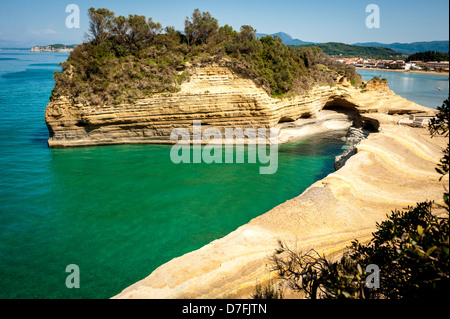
[0,0,448,47]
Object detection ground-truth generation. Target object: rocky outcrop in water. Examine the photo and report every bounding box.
[45,63,328,146]
[45,60,432,147]
[31,45,74,53]
[345,126,366,143]
[44,59,444,299]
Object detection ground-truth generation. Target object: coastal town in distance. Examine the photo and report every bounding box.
[334,57,449,72]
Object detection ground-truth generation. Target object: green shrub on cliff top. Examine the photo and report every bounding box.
[52,8,362,105]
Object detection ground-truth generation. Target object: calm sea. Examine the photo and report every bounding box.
[0,50,445,298]
[357,68,449,109]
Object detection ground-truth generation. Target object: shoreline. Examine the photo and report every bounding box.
[109,70,445,299]
[113,102,447,299]
[356,66,449,76]
[114,122,448,299]
[42,59,445,298]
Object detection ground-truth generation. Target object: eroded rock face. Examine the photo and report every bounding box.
[113,124,448,299]
[45,62,433,147]
[365,77,390,92]
[45,61,444,299]
[45,64,328,147]
[107,69,444,299]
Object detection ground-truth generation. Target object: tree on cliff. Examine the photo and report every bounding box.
[86,7,115,44]
[53,8,363,106]
[257,97,450,300]
[184,8,219,45]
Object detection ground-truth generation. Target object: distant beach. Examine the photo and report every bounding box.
[356,67,449,77]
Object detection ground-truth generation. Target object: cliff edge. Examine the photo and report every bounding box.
[108,69,446,298]
[113,119,447,298]
[45,62,434,147]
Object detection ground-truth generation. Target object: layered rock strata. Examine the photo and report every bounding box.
[45,61,445,299]
[113,122,448,299]
[45,62,433,147]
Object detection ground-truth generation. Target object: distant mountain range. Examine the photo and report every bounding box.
[299,42,403,59]
[30,44,76,53]
[255,33,448,55]
[256,32,314,46]
[353,41,449,54]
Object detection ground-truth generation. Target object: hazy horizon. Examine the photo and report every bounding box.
[0,0,449,48]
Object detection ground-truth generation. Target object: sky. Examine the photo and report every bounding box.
[0,0,449,47]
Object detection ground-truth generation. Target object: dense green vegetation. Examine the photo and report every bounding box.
[51,8,362,105]
[292,42,402,59]
[406,50,450,62]
[256,97,450,300]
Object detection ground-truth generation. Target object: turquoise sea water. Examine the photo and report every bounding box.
[0,50,349,298]
[357,68,449,109]
[0,51,447,299]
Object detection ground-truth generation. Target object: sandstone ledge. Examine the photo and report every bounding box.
[45,63,435,147]
[109,81,446,298]
[46,62,446,298]
[113,121,448,299]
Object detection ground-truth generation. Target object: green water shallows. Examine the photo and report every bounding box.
[0,51,444,299]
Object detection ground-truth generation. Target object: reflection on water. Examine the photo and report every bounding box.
[357,69,449,108]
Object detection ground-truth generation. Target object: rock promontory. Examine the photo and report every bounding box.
[45,61,434,147]
[44,8,446,299]
[105,66,445,299]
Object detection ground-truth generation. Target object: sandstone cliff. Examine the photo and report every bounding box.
[113,119,448,299]
[45,62,432,147]
[104,63,446,299]
[45,61,446,299]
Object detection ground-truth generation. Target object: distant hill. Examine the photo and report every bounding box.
[353,41,449,54]
[256,32,314,46]
[291,42,402,59]
[406,51,449,62]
